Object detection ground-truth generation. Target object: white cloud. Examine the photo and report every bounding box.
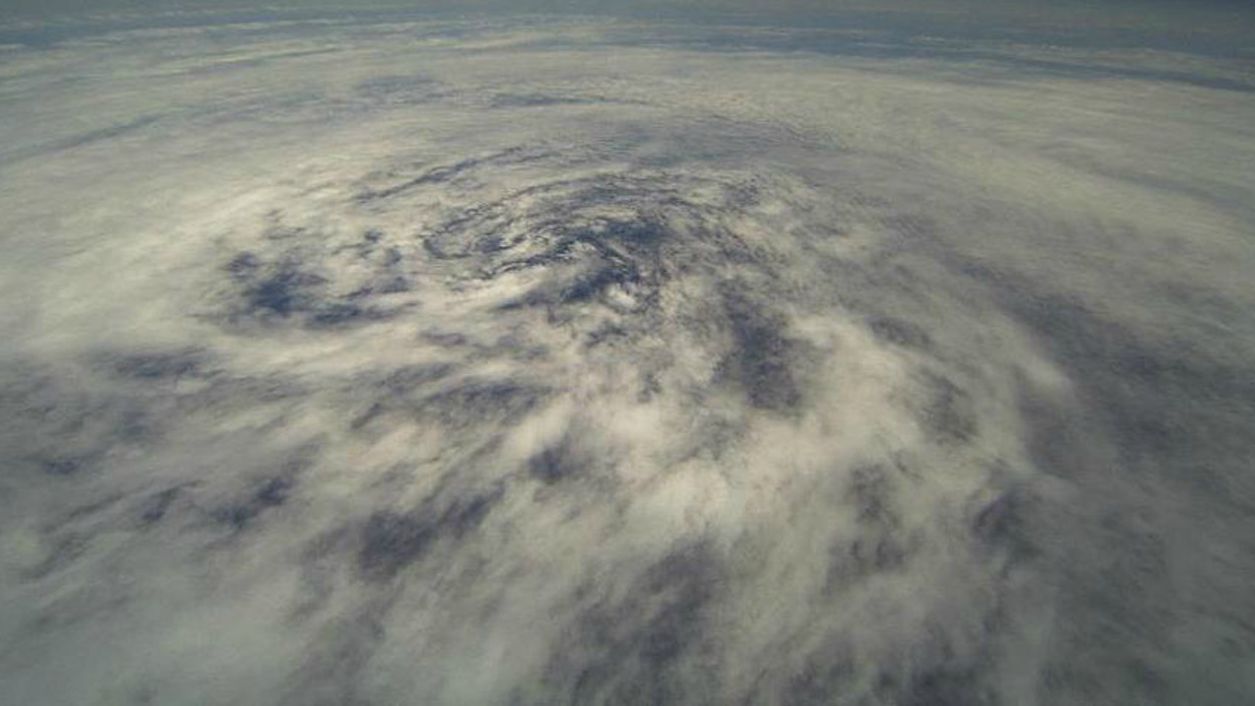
[1,14,1253,706]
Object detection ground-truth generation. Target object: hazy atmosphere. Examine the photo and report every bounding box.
[2,2,1253,704]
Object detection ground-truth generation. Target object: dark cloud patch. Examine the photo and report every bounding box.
[380,363,458,395]
[781,648,859,706]
[847,463,895,526]
[23,534,90,582]
[441,486,502,538]
[831,530,913,587]
[548,543,722,704]
[422,379,549,430]
[868,315,932,349]
[357,146,547,203]
[349,364,460,431]
[357,485,504,581]
[137,486,184,525]
[967,261,1255,484]
[971,486,1036,562]
[5,115,160,165]
[420,171,746,300]
[64,493,122,522]
[826,465,916,591]
[305,302,376,328]
[0,363,181,486]
[358,511,438,580]
[368,156,482,197]
[716,288,803,413]
[919,373,978,444]
[422,209,516,260]
[899,663,994,706]
[377,274,412,294]
[223,251,403,330]
[213,473,296,531]
[559,259,642,306]
[957,260,1255,702]
[490,93,594,108]
[103,348,210,381]
[380,246,403,268]
[41,455,93,476]
[421,331,469,348]
[226,250,261,276]
[595,217,671,251]
[526,433,594,485]
[244,261,326,318]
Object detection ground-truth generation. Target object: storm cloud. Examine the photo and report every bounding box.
[1,8,1254,706]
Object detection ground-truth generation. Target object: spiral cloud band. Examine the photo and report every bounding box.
[1,13,1254,706]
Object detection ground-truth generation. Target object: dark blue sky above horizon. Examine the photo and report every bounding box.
[3,0,1253,32]
[3,0,1253,57]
